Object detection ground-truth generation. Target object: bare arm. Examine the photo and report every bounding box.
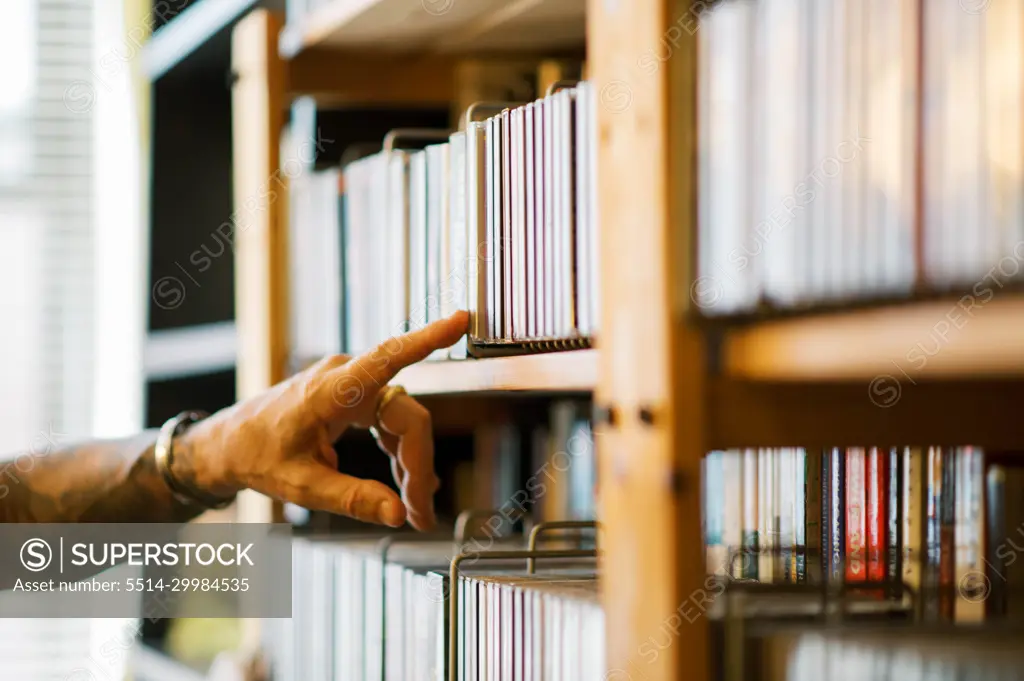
[0,431,210,523]
[0,312,468,527]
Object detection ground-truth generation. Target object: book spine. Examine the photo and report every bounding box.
[778,449,792,582]
[955,447,986,623]
[887,447,902,596]
[488,117,500,340]
[524,102,537,339]
[501,110,513,340]
[741,449,759,580]
[793,448,806,583]
[805,449,823,584]
[758,449,775,583]
[408,152,427,332]
[924,447,942,620]
[509,108,522,340]
[337,175,347,355]
[902,448,923,600]
[704,452,726,575]
[939,447,957,620]
[829,448,845,582]
[846,448,867,582]
[866,447,887,583]
[986,464,1007,619]
[722,451,742,578]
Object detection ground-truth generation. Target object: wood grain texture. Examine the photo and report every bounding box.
[287,49,457,104]
[278,0,585,57]
[231,10,289,530]
[709,379,1024,450]
[722,295,1024,381]
[591,0,708,679]
[232,9,290,403]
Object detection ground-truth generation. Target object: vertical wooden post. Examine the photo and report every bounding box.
[590,0,706,680]
[232,9,289,403]
[231,9,288,660]
[231,10,288,526]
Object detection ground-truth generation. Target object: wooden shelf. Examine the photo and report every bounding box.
[279,0,585,58]
[721,295,1024,381]
[709,378,1024,450]
[393,349,597,395]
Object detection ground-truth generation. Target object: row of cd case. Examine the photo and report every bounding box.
[271,533,933,681]
[271,535,602,681]
[696,0,1024,318]
[341,82,600,358]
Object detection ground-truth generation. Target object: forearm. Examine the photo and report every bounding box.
[0,430,208,523]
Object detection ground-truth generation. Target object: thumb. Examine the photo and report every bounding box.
[277,463,406,527]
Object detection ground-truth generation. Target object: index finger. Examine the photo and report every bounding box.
[345,311,469,389]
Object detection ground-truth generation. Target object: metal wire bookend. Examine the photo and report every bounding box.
[447,546,598,681]
[526,519,600,573]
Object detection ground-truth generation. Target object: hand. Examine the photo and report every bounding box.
[175,311,469,531]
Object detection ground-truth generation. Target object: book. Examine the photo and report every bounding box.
[902,447,924,603]
[865,447,886,584]
[845,448,866,583]
[829,448,846,583]
[886,447,902,596]
[804,449,822,584]
[955,446,985,622]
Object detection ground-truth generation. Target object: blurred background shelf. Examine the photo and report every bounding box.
[144,321,237,381]
[394,348,597,396]
[720,296,1024,381]
[278,0,586,58]
[142,0,285,80]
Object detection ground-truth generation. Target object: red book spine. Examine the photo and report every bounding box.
[846,449,867,582]
[866,447,887,583]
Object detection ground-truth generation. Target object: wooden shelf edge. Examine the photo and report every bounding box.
[286,49,456,104]
[393,348,597,395]
[709,378,1024,449]
[721,295,1024,381]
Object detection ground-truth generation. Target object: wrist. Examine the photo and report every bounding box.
[172,419,239,501]
[156,411,238,508]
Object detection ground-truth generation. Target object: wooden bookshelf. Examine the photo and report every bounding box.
[226,1,1024,678]
[228,3,699,681]
[394,349,597,395]
[278,0,586,58]
[722,295,1024,381]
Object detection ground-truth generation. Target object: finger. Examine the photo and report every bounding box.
[371,428,406,488]
[378,440,415,526]
[343,311,469,391]
[390,458,406,495]
[378,394,440,531]
[278,463,405,527]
